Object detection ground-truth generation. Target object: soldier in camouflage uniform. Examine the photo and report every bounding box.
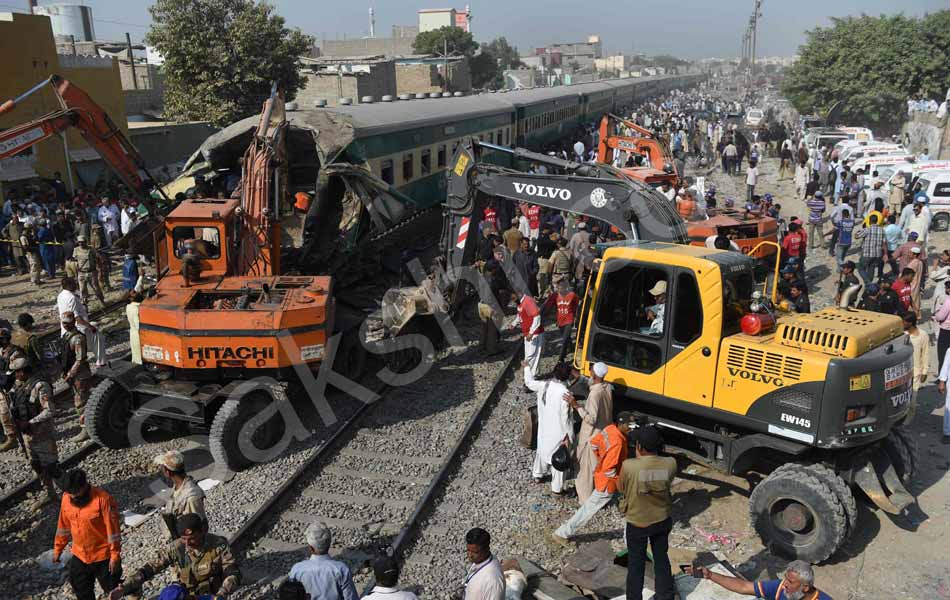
[109,513,241,599]
[20,221,42,284]
[73,235,105,305]
[90,224,112,292]
[61,312,92,443]
[0,328,19,452]
[1,356,59,509]
[11,312,44,368]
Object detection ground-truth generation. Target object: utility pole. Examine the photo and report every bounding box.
[126,32,138,90]
[443,38,448,93]
[750,0,763,80]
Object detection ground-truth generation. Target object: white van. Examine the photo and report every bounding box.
[841,143,906,163]
[745,108,765,128]
[915,170,950,230]
[839,126,874,142]
[850,154,916,177]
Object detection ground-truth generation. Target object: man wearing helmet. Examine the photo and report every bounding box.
[1,355,59,508]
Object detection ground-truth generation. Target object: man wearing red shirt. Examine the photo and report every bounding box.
[892,268,915,314]
[551,412,633,544]
[542,280,580,362]
[525,204,542,243]
[512,292,544,376]
[482,201,498,234]
[782,222,806,271]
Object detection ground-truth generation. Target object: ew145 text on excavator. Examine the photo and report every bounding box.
[389,138,917,563]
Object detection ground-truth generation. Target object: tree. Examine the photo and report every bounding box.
[470,51,499,89]
[412,26,478,57]
[146,0,313,126]
[782,12,950,132]
[484,37,524,71]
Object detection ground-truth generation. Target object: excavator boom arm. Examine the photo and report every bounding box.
[444,138,687,271]
[0,75,167,208]
[596,113,679,182]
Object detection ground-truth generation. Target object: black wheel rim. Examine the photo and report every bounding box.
[768,497,819,549]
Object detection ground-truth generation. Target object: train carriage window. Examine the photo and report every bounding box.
[381,159,394,184]
[437,144,447,168]
[421,149,431,175]
[488,132,494,144]
[497,129,503,145]
[402,153,414,182]
[505,128,510,145]
[935,183,950,198]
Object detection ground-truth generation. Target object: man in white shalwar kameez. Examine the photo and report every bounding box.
[566,361,613,504]
[525,362,574,494]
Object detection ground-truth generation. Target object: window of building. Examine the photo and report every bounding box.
[437,144,447,168]
[421,149,431,175]
[381,159,394,184]
[402,153,414,182]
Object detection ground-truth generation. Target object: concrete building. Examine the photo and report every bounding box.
[395,56,471,95]
[418,6,471,32]
[418,8,455,32]
[595,54,633,73]
[0,11,127,197]
[296,56,397,107]
[320,36,416,59]
[543,36,602,61]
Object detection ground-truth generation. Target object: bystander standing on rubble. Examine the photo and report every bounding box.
[563,361,612,504]
[363,556,419,600]
[687,559,832,599]
[525,361,573,495]
[153,449,207,537]
[463,527,504,600]
[511,292,544,376]
[53,469,123,600]
[287,521,357,600]
[620,425,677,600]
[60,311,91,442]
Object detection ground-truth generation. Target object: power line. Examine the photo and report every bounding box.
[0,4,150,29]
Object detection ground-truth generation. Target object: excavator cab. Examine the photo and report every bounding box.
[155,199,237,280]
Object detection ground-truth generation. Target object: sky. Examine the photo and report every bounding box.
[5,0,948,59]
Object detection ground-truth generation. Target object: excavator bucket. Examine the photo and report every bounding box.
[853,445,914,514]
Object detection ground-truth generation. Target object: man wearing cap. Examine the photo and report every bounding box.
[286,521,357,600]
[568,221,589,258]
[503,218,523,254]
[3,355,59,507]
[154,450,206,538]
[20,220,42,284]
[61,311,92,442]
[644,280,667,336]
[551,412,632,545]
[73,234,105,305]
[892,232,922,273]
[619,426,677,600]
[901,199,932,245]
[858,282,883,312]
[363,556,418,600]
[834,261,862,308]
[110,513,241,600]
[564,361,613,504]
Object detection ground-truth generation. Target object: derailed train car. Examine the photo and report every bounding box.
[170,74,702,304]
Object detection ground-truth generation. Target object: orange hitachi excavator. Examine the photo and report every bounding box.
[0,74,164,201]
[1,76,345,470]
[596,113,777,259]
[596,113,680,188]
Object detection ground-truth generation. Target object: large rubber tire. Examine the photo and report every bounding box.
[84,378,133,448]
[209,391,285,472]
[749,468,847,563]
[884,427,917,486]
[775,463,858,539]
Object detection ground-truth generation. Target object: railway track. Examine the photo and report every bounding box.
[0,298,129,510]
[229,343,521,594]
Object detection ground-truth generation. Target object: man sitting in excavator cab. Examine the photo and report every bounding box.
[643,280,668,336]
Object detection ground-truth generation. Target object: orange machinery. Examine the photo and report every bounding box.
[0,75,162,202]
[93,88,345,470]
[596,113,679,188]
[596,113,777,259]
